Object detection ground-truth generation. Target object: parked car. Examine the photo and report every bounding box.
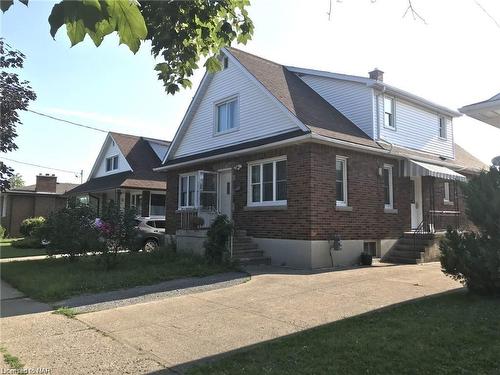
[134,217,166,252]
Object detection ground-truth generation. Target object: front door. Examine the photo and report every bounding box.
[410,176,423,229]
[218,170,232,219]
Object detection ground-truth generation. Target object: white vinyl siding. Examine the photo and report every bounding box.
[93,136,132,178]
[173,55,300,158]
[378,95,454,158]
[298,75,374,138]
[247,156,287,207]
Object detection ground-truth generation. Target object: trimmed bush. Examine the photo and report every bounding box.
[204,215,233,264]
[11,237,43,249]
[440,167,500,295]
[20,217,45,237]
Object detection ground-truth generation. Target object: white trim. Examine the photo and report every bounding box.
[222,48,309,133]
[383,95,396,130]
[178,172,198,209]
[335,156,348,207]
[213,95,239,135]
[247,156,287,207]
[383,164,394,209]
[443,181,451,203]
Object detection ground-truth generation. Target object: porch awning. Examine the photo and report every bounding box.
[407,160,467,181]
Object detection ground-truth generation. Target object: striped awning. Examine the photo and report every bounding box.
[408,160,466,181]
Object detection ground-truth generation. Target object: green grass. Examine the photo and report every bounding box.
[53,307,77,318]
[188,293,500,375]
[0,238,47,259]
[0,346,24,370]
[0,251,236,302]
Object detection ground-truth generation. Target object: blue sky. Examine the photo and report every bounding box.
[2,0,500,185]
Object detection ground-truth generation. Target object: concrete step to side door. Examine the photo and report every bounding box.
[395,243,427,252]
[391,249,424,259]
[383,256,421,265]
[398,238,434,247]
[236,256,271,266]
[232,249,265,258]
[403,233,435,240]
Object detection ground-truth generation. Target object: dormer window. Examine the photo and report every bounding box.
[216,97,238,133]
[105,155,118,172]
[439,116,447,139]
[384,97,395,129]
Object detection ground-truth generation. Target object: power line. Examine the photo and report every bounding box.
[27,109,108,133]
[0,157,79,175]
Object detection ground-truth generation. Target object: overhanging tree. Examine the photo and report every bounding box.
[1,0,254,94]
[0,39,37,191]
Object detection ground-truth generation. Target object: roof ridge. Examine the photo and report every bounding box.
[227,47,285,69]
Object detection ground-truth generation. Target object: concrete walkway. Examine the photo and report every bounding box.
[0,280,51,318]
[1,262,462,374]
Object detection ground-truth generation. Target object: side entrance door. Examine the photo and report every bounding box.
[410,176,423,229]
[218,170,232,220]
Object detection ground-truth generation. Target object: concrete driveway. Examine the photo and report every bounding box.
[0,262,461,374]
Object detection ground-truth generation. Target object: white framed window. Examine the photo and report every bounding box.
[383,164,394,209]
[336,156,348,206]
[444,182,451,203]
[384,96,395,129]
[105,155,119,172]
[131,193,142,214]
[150,193,166,216]
[179,173,197,208]
[247,156,287,207]
[439,116,447,139]
[215,97,238,133]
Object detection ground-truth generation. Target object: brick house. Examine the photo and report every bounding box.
[0,174,78,237]
[68,132,170,218]
[156,48,486,269]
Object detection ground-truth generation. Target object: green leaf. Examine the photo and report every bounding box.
[105,0,147,53]
[204,55,221,72]
[0,0,14,12]
[48,2,65,38]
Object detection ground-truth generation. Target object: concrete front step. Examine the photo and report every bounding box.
[232,249,265,258]
[391,249,423,259]
[395,243,427,252]
[384,256,422,265]
[398,238,433,247]
[236,256,271,266]
[403,232,435,240]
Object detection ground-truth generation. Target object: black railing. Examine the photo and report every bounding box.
[413,210,461,251]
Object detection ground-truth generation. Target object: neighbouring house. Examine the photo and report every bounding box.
[156,48,487,269]
[459,93,500,128]
[0,174,78,237]
[67,132,170,218]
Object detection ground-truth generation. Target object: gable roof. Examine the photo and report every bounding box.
[70,132,169,194]
[226,48,379,149]
[459,92,500,128]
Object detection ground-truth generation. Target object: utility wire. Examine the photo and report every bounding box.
[0,157,79,175]
[27,109,108,133]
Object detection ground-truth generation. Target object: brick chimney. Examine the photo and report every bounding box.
[36,174,57,193]
[369,68,384,82]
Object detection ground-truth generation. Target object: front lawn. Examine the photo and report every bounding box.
[1,252,237,302]
[0,238,47,259]
[188,292,500,375]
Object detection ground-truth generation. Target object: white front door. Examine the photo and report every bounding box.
[410,176,423,229]
[218,170,232,219]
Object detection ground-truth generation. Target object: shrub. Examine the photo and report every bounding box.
[204,215,233,264]
[20,216,45,237]
[440,167,500,295]
[360,252,373,266]
[0,225,5,239]
[11,237,43,249]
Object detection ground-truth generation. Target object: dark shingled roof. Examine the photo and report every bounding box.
[227,47,379,149]
[8,182,79,195]
[68,132,168,194]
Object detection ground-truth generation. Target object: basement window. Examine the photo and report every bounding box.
[364,241,377,257]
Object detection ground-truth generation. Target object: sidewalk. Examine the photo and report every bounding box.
[0,280,52,318]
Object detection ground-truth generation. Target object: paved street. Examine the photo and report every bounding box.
[1,262,461,374]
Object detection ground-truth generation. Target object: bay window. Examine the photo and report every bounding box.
[178,171,218,210]
[179,173,196,208]
[248,157,287,206]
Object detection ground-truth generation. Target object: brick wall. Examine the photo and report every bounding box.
[165,142,411,241]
